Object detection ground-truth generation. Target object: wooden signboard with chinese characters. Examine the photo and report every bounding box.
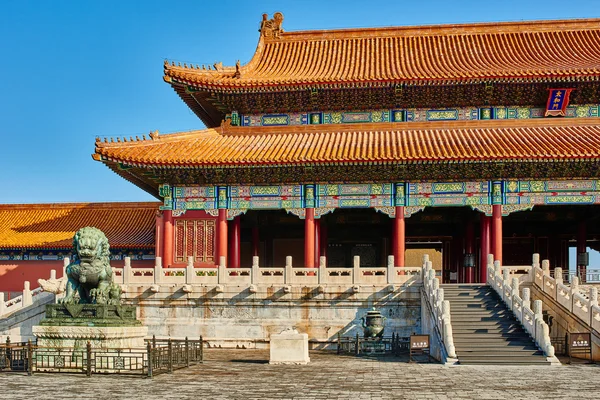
[409,334,431,363]
[568,332,592,363]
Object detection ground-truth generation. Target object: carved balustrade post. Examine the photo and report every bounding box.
[186,256,194,284]
[22,281,32,307]
[285,256,293,285]
[541,260,550,276]
[590,287,598,308]
[522,287,531,310]
[352,256,360,284]
[511,277,519,297]
[252,256,260,284]
[387,255,395,284]
[554,268,563,286]
[154,257,163,284]
[123,257,132,285]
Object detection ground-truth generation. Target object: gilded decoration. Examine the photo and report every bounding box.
[427,110,458,121]
[206,209,220,217]
[227,209,248,220]
[314,207,336,219]
[471,205,493,216]
[374,206,395,218]
[404,206,426,218]
[501,204,534,215]
[285,208,306,219]
[545,195,594,204]
[262,115,288,126]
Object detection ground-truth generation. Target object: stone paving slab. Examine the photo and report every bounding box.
[0,349,598,399]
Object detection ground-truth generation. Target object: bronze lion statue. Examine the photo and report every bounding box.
[61,226,121,305]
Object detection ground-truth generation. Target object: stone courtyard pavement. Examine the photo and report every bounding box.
[0,349,598,400]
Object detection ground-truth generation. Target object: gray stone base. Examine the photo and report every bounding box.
[32,325,148,350]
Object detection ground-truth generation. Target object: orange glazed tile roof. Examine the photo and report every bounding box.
[164,17,600,89]
[94,117,600,167]
[0,202,159,249]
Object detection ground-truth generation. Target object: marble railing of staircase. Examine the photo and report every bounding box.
[444,282,556,365]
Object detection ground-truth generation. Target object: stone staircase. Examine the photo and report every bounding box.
[443,284,550,365]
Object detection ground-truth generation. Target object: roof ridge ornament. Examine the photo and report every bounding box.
[149,130,160,140]
[259,12,284,39]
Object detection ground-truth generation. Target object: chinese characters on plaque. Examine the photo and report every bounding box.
[545,88,574,117]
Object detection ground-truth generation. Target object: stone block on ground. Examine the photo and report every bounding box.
[269,328,310,364]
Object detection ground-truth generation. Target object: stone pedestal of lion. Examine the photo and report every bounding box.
[33,227,148,352]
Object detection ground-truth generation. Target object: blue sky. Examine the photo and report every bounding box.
[1,0,600,204]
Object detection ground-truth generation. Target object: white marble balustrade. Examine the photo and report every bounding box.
[422,255,456,358]
[514,253,600,335]
[112,255,423,289]
[487,257,557,361]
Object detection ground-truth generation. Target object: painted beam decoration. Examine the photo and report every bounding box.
[159,180,600,218]
[236,104,598,127]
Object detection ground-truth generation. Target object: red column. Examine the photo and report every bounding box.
[392,206,405,267]
[155,211,163,259]
[314,219,321,267]
[162,210,174,268]
[229,216,241,268]
[304,208,315,268]
[465,220,475,283]
[480,215,491,283]
[218,209,228,267]
[492,205,503,265]
[577,221,587,282]
[252,226,259,257]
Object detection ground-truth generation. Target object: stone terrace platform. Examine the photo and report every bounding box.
[1,349,598,399]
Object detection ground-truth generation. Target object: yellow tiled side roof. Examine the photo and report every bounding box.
[165,18,600,88]
[0,202,159,249]
[95,118,600,167]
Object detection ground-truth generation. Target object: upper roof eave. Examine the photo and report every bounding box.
[163,16,600,91]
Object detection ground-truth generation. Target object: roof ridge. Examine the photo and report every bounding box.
[96,128,219,148]
[0,202,161,211]
[276,17,600,41]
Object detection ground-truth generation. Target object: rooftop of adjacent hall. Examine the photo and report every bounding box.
[163,14,600,89]
[0,202,159,249]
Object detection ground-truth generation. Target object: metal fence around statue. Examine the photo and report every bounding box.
[0,336,203,378]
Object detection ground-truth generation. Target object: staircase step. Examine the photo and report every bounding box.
[441,284,549,366]
[457,350,544,357]
[454,343,537,348]
[458,358,550,365]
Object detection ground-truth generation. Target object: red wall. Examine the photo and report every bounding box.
[0,259,156,293]
[0,260,64,292]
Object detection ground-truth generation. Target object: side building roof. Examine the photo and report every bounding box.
[0,202,159,250]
